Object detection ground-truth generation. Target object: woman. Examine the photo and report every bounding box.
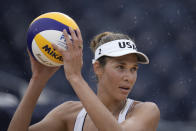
[8,27,160,131]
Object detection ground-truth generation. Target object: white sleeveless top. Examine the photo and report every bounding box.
[74,98,134,131]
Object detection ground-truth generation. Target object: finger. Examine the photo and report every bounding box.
[63,29,71,43]
[63,29,73,50]
[26,48,42,67]
[76,28,83,49]
[69,27,77,43]
[76,28,82,41]
[27,49,35,61]
[27,49,31,57]
[51,43,65,54]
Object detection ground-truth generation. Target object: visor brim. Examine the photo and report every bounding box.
[105,50,149,64]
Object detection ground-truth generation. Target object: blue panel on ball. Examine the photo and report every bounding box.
[27,18,70,56]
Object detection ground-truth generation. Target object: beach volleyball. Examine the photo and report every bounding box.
[27,12,79,67]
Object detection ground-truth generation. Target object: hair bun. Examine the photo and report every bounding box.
[90,32,113,52]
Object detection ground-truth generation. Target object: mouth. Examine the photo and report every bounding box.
[119,86,130,94]
[119,87,130,90]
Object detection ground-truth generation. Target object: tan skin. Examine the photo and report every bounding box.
[8,27,160,131]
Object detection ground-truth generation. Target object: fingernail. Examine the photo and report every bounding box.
[69,27,73,31]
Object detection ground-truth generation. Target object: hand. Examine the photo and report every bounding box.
[27,50,60,81]
[52,27,83,80]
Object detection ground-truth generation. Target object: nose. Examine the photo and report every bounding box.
[122,71,136,84]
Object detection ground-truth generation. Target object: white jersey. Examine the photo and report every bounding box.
[74,98,134,131]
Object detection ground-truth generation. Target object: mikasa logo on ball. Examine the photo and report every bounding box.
[42,45,63,61]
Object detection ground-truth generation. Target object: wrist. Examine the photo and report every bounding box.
[66,73,83,83]
[31,75,49,84]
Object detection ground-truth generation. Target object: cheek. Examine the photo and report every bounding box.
[104,69,121,84]
[133,73,137,83]
[129,72,137,87]
[134,72,137,80]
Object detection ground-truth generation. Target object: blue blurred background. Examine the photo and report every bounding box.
[0,0,195,130]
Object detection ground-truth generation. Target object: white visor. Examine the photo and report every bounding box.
[92,39,149,64]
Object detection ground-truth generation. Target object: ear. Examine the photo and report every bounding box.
[93,61,103,77]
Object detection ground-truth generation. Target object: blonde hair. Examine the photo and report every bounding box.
[90,32,132,53]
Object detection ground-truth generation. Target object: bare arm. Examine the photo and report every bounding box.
[28,101,80,131]
[8,77,46,131]
[53,27,160,131]
[7,51,59,131]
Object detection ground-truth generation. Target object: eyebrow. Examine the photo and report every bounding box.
[118,62,139,67]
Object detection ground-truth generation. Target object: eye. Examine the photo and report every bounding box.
[117,65,125,70]
[130,67,138,73]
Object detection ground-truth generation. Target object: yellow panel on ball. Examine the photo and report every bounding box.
[34,33,63,64]
[31,12,79,30]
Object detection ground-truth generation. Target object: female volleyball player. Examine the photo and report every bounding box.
[8,27,160,131]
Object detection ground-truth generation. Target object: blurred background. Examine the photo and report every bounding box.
[0,0,196,130]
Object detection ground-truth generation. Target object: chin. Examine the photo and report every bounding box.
[115,94,128,101]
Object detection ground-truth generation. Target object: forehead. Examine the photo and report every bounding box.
[106,54,138,65]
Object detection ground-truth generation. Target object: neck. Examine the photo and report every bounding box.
[97,84,127,116]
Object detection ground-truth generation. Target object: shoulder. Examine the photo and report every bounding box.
[127,100,160,125]
[58,100,83,113]
[47,101,83,124]
[123,101,160,131]
[133,101,160,114]
[53,100,83,118]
